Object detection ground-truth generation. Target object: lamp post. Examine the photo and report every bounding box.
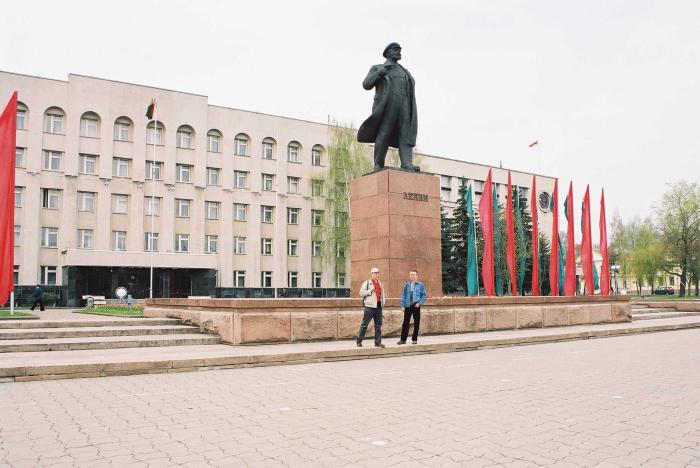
[610,263,620,295]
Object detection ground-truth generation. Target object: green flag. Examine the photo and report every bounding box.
[515,188,526,295]
[493,184,503,296]
[466,185,479,295]
[593,263,600,290]
[557,234,565,295]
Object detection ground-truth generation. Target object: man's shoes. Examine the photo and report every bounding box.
[375,343,385,348]
[396,340,406,345]
[400,164,420,172]
[412,340,418,345]
[356,342,363,347]
[373,165,383,172]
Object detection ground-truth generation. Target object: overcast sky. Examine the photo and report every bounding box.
[2,0,699,231]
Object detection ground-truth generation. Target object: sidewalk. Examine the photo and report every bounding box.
[2,314,699,382]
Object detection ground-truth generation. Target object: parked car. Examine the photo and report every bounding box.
[652,286,674,295]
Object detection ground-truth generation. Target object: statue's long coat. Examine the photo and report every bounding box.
[357,62,418,148]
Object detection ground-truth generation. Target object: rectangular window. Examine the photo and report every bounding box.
[41,227,58,248]
[288,271,298,288]
[176,234,189,252]
[261,271,272,288]
[287,176,300,194]
[206,167,220,186]
[112,230,126,250]
[77,191,95,212]
[208,134,220,152]
[43,150,62,171]
[261,238,272,255]
[177,130,192,149]
[440,175,452,189]
[44,113,63,134]
[112,194,128,214]
[175,199,190,218]
[205,201,220,220]
[518,186,529,200]
[13,265,19,284]
[312,272,322,288]
[234,170,248,188]
[77,229,93,249]
[176,164,192,183]
[235,138,248,156]
[335,212,348,228]
[80,117,98,137]
[287,207,299,224]
[312,210,323,226]
[146,125,162,145]
[312,240,321,257]
[474,180,484,194]
[205,234,218,253]
[112,157,130,178]
[337,244,346,258]
[40,266,57,285]
[78,154,97,174]
[234,236,247,254]
[14,225,20,246]
[145,161,163,180]
[287,145,299,163]
[312,148,322,166]
[262,141,274,159]
[15,147,24,168]
[287,239,298,256]
[234,270,246,287]
[144,196,161,216]
[41,189,60,209]
[16,109,26,130]
[14,187,22,207]
[261,205,274,223]
[234,203,248,221]
[337,273,346,287]
[114,120,130,141]
[261,173,274,191]
[311,180,323,197]
[144,232,159,252]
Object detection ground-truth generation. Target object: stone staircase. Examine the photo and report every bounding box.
[0,317,220,353]
[631,302,700,321]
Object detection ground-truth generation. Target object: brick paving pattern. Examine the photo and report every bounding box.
[1,329,699,467]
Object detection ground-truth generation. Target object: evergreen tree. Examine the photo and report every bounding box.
[441,208,459,293]
[452,181,470,294]
[538,233,552,295]
[515,188,533,294]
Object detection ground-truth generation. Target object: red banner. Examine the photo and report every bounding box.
[505,172,517,295]
[531,176,539,296]
[564,182,576,296]
[478,170,495,296]
[580,185,594,295]
[0,92,17,306]
[549,180,559,296]
[599,188,610,295]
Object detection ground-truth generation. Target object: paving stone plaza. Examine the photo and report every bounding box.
[1,328,699,467]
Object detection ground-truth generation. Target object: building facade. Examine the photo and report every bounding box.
[2,71,556,305]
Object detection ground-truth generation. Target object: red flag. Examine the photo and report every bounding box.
[580,185,594,295]
[599,188,610,295]
[564,182,576,296]
[478,170,495,296]
[528,140,539,148]
[505,172,517,295]
[0,92,17,306]
[549,180,559,296]
[531,176,539,296]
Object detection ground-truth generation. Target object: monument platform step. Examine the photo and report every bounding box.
[1,315,699,382]
[0,334,220,353]
[0,325,202,340]
[0,318,181,329]
[632,311,700,320]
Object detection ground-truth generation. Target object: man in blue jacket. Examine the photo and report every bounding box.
[397,270,427,345]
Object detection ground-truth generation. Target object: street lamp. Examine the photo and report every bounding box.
[610,264,620,295]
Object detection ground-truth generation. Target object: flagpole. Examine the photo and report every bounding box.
[149,99,156,299]
[9,291,13,316]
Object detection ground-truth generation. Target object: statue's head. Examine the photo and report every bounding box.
[383,42,402,61]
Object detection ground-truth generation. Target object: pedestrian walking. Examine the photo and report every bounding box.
[357,267,386,348]
[397,270,427,345]
[30,284,45,311]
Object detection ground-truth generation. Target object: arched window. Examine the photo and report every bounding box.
[312,144,324,166]
[16,102,28,130]
[176,125,195,149]
[287,141,301,163]
[262,137,276,160]
[207,129,222,153]
[80,111,100,138]
[234,133,249,156]
[146,120,165,145]
[43,106,65,134]
[114,116,133,141]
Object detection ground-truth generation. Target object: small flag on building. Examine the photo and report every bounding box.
[146,99,156,119]
[528,140,539,148]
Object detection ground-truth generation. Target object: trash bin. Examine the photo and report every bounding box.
[86,296,94,308]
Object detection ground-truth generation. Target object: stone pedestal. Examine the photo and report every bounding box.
[350,168,442,298]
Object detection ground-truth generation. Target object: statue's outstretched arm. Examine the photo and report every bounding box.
[362,66,384,90]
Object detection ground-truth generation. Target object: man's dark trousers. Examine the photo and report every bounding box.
[400,306,420,342]
[30,299,45,311]
[357,304,383,344]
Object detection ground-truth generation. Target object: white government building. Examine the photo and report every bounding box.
[2,71,556,305]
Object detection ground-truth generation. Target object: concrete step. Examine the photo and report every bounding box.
[632,311,700,321]
[0,334,220,353]
[631,307,677,314]
[2,315,699,382]
[0,325,201,340]
[0,318,181,329]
